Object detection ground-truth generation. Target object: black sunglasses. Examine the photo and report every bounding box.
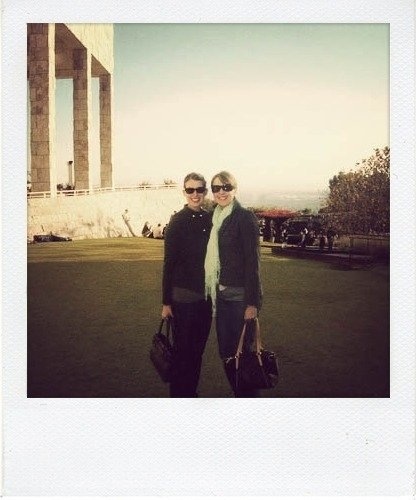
[211,183,234,193]
[184,187,206,194]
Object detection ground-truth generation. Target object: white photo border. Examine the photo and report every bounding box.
[2,0,415,496]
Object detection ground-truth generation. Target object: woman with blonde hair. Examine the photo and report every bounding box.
[205,171,262,397]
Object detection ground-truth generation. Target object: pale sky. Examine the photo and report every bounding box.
[55,23,389,194]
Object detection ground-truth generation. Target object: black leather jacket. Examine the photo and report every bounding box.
[218,200,262,308]
[162,206,212,305]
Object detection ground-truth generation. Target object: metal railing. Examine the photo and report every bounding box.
[27,184,179,199]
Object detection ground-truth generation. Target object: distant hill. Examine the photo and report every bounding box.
[238,189,328,212]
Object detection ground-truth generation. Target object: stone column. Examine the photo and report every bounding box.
[27,23,56,195]
[99,74,113,188]
[73,48,92,191]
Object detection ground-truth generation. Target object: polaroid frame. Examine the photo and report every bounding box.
[2,0,415,496]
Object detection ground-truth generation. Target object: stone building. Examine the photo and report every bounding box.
[27,23,114,194]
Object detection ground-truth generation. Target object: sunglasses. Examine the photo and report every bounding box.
[211,183,234,193]
[184,187,206,194]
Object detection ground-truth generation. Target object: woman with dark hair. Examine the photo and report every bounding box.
[205,171,263,397]
[161,172,212,397]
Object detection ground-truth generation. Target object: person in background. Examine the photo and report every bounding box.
[141,221,152,238]
[327,227,336,252]
[299,227,308,248]
[122,209,130,223]
[204,171,262,397]
[262,219,272,242]
[161,172,212,397]
[153,223,163,239]
[281,227,288,248]
[122,209,136,237]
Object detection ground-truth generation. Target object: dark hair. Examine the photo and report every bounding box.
[211,170,237,189]
[183,172,207,188]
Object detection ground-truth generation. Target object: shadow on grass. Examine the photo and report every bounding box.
[27,239,389,398]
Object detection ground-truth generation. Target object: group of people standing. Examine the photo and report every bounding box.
[142,221,166,239]
[161,171,262,398]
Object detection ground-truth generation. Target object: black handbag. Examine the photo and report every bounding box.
[150,318,173,383]
[224,319,279,391]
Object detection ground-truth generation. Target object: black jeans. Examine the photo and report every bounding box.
[216,297,259,398]
[170,299,212,397]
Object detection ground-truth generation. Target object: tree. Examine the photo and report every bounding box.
[322,147,390,234]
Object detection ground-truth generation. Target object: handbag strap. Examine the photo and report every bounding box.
[235,318,262,357]
[158,318,172,341]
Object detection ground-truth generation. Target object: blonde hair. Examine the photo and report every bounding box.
[211,170,237,189]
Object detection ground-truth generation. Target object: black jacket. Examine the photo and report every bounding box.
[218,200,262,308]
[162,206,212,305]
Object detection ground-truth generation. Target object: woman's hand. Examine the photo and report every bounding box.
[162,305,173,319]
[244,305,258,321]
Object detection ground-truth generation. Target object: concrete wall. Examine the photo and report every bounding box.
[27,187,184,240]
[65,24,114,73]
[336,235,390,257]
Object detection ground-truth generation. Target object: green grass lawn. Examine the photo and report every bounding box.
[27,238,389,398]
